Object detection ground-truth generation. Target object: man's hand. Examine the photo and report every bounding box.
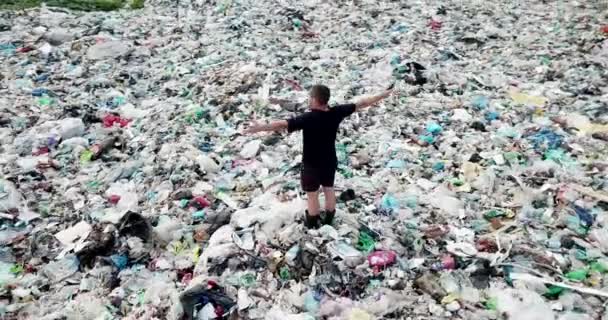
[242,121,264,134]
[268,97,286,105]
[242,120,288,134]
[380,88,393,99]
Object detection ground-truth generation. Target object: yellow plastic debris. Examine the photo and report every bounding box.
[348,308,371,320]
[509,90,548,107]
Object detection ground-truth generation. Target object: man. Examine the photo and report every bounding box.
[243,85,393,228]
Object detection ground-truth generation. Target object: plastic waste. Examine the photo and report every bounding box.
[0,1,607,319]
[565,268,589,282]
[348,309,371,320]
[54,221,92,246]
[303,290,321,314]
[41,255,80,283]
[327,241,365,268]
[426,121,443,135]
[367,251,397,269]
[102,114,130,128]
[471,96,489,110]
[339,189,356,202]
[415,273,447,300]
[240,140,261,159]
[179,281,236,320]
[87,41,131,60]
[59,118,85,139]
[356,232,375,253]
[379,193,399,214]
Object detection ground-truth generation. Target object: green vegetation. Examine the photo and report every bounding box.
[129,0,144,9]
[0,0,144,11]
[0,0,42,10]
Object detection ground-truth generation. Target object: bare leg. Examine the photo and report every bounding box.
[322,187,336,212]
[307,191,320,216]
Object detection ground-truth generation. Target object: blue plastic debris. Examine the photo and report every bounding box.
[419,135,435,144]
[386,159,406,169]
[485,111,500,121]
[0,43,16,56]
[405,195,418,209]
[432,161,445,172]
[192,210,205,220]
[380,194,400,214]
[392,24,408,33]
[528,128,563,151]
[35,74,49,83]
[566,215,588,235]
[573,205,594,229]
[110,254,128,270]
[390,55,401,66]
[31,88,48,97]
[426,122,442,135]
[471,96,489,110]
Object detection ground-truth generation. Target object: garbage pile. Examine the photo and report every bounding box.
[1,0,608,319]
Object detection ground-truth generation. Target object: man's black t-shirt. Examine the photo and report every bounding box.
[286,104,356,168]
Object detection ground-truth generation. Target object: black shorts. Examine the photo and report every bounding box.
[300,165,337,192]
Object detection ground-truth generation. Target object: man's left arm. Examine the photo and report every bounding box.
[355,89,393,111]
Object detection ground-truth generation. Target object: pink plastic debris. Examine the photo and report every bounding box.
[367,250,397,268]
[428,19,442,31]
[108,195,121,205]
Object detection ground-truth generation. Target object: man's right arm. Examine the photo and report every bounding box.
[355,89,393,111]
[243,120,288,134]
[243,112,310,135]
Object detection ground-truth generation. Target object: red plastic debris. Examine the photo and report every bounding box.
[214,305,225,317]
[428,19,442,31]
[32,147,49,156]
[108,195,121,204]
[476,238,498,253]
[190,196,211,209]
[301,31,319,38]
[102,114,131,128]
[601,25,608,34]
[17,46,35,53]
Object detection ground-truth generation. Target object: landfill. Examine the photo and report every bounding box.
[1,0,608,319]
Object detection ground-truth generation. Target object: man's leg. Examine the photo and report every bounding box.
[307,191,321,216]
[322,187,336,212]
[320,167,337,225]
[304,191,321,228]
[301,165,321,228]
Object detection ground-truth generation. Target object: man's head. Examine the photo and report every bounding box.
[309,85,330,109]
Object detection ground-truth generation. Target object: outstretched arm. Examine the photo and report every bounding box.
[355,89,393,111]
[243,120,288,134]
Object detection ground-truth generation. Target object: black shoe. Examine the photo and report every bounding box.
[322,210,335,225]
[304,210,320,229]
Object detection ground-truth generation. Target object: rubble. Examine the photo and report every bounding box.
[1,0,608,319]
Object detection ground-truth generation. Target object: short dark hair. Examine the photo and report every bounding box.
[310,85,330,104]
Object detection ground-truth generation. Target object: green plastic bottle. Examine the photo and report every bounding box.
[565,268,588,281]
